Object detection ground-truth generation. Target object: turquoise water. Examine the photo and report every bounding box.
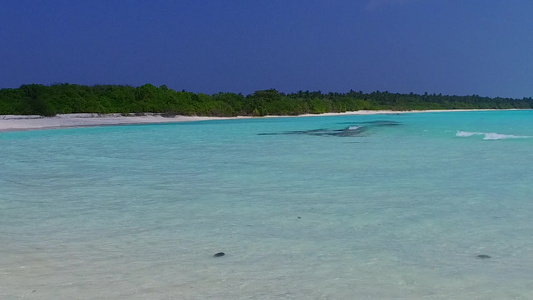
[1,110,533,299]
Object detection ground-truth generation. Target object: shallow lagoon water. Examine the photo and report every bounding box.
[1,111,533,299]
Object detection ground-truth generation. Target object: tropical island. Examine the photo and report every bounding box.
[1,83,532,117]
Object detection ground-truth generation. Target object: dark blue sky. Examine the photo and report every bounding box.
[1,0,532,98]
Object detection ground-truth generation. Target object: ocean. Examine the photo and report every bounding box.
[1,110,532,299]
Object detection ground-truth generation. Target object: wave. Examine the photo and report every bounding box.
[456,131,532,140]
[348,126,360,130]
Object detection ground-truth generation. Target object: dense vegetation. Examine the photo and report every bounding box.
[1,83,532,117]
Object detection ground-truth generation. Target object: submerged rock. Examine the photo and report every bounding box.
[214,252,225,257]
[476,254,491,259]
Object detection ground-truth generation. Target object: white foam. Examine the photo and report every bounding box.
[456,131,481,137]
[483,133,530,140]
[348,126,360,130]
[456,131,531,140]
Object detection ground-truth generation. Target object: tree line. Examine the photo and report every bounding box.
[0,83,532,117]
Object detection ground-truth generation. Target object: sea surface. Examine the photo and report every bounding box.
[1,110,533,299]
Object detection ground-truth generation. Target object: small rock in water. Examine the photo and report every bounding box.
[297,216,301,219]
[477,254,491,259]
[213,252,225,257]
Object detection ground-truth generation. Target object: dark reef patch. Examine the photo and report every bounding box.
[338,120,402,127]
[258,120,401,138]
[258,126,367,138]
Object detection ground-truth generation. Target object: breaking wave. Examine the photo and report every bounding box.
[456,131,532,140]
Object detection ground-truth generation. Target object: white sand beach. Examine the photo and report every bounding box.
[0,113,237,132]
[0,109,516,132]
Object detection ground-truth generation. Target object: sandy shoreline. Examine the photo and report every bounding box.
[0,113,239,132]
[0,109,522,132]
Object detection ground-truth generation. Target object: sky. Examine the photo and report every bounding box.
[1,0,532,98]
